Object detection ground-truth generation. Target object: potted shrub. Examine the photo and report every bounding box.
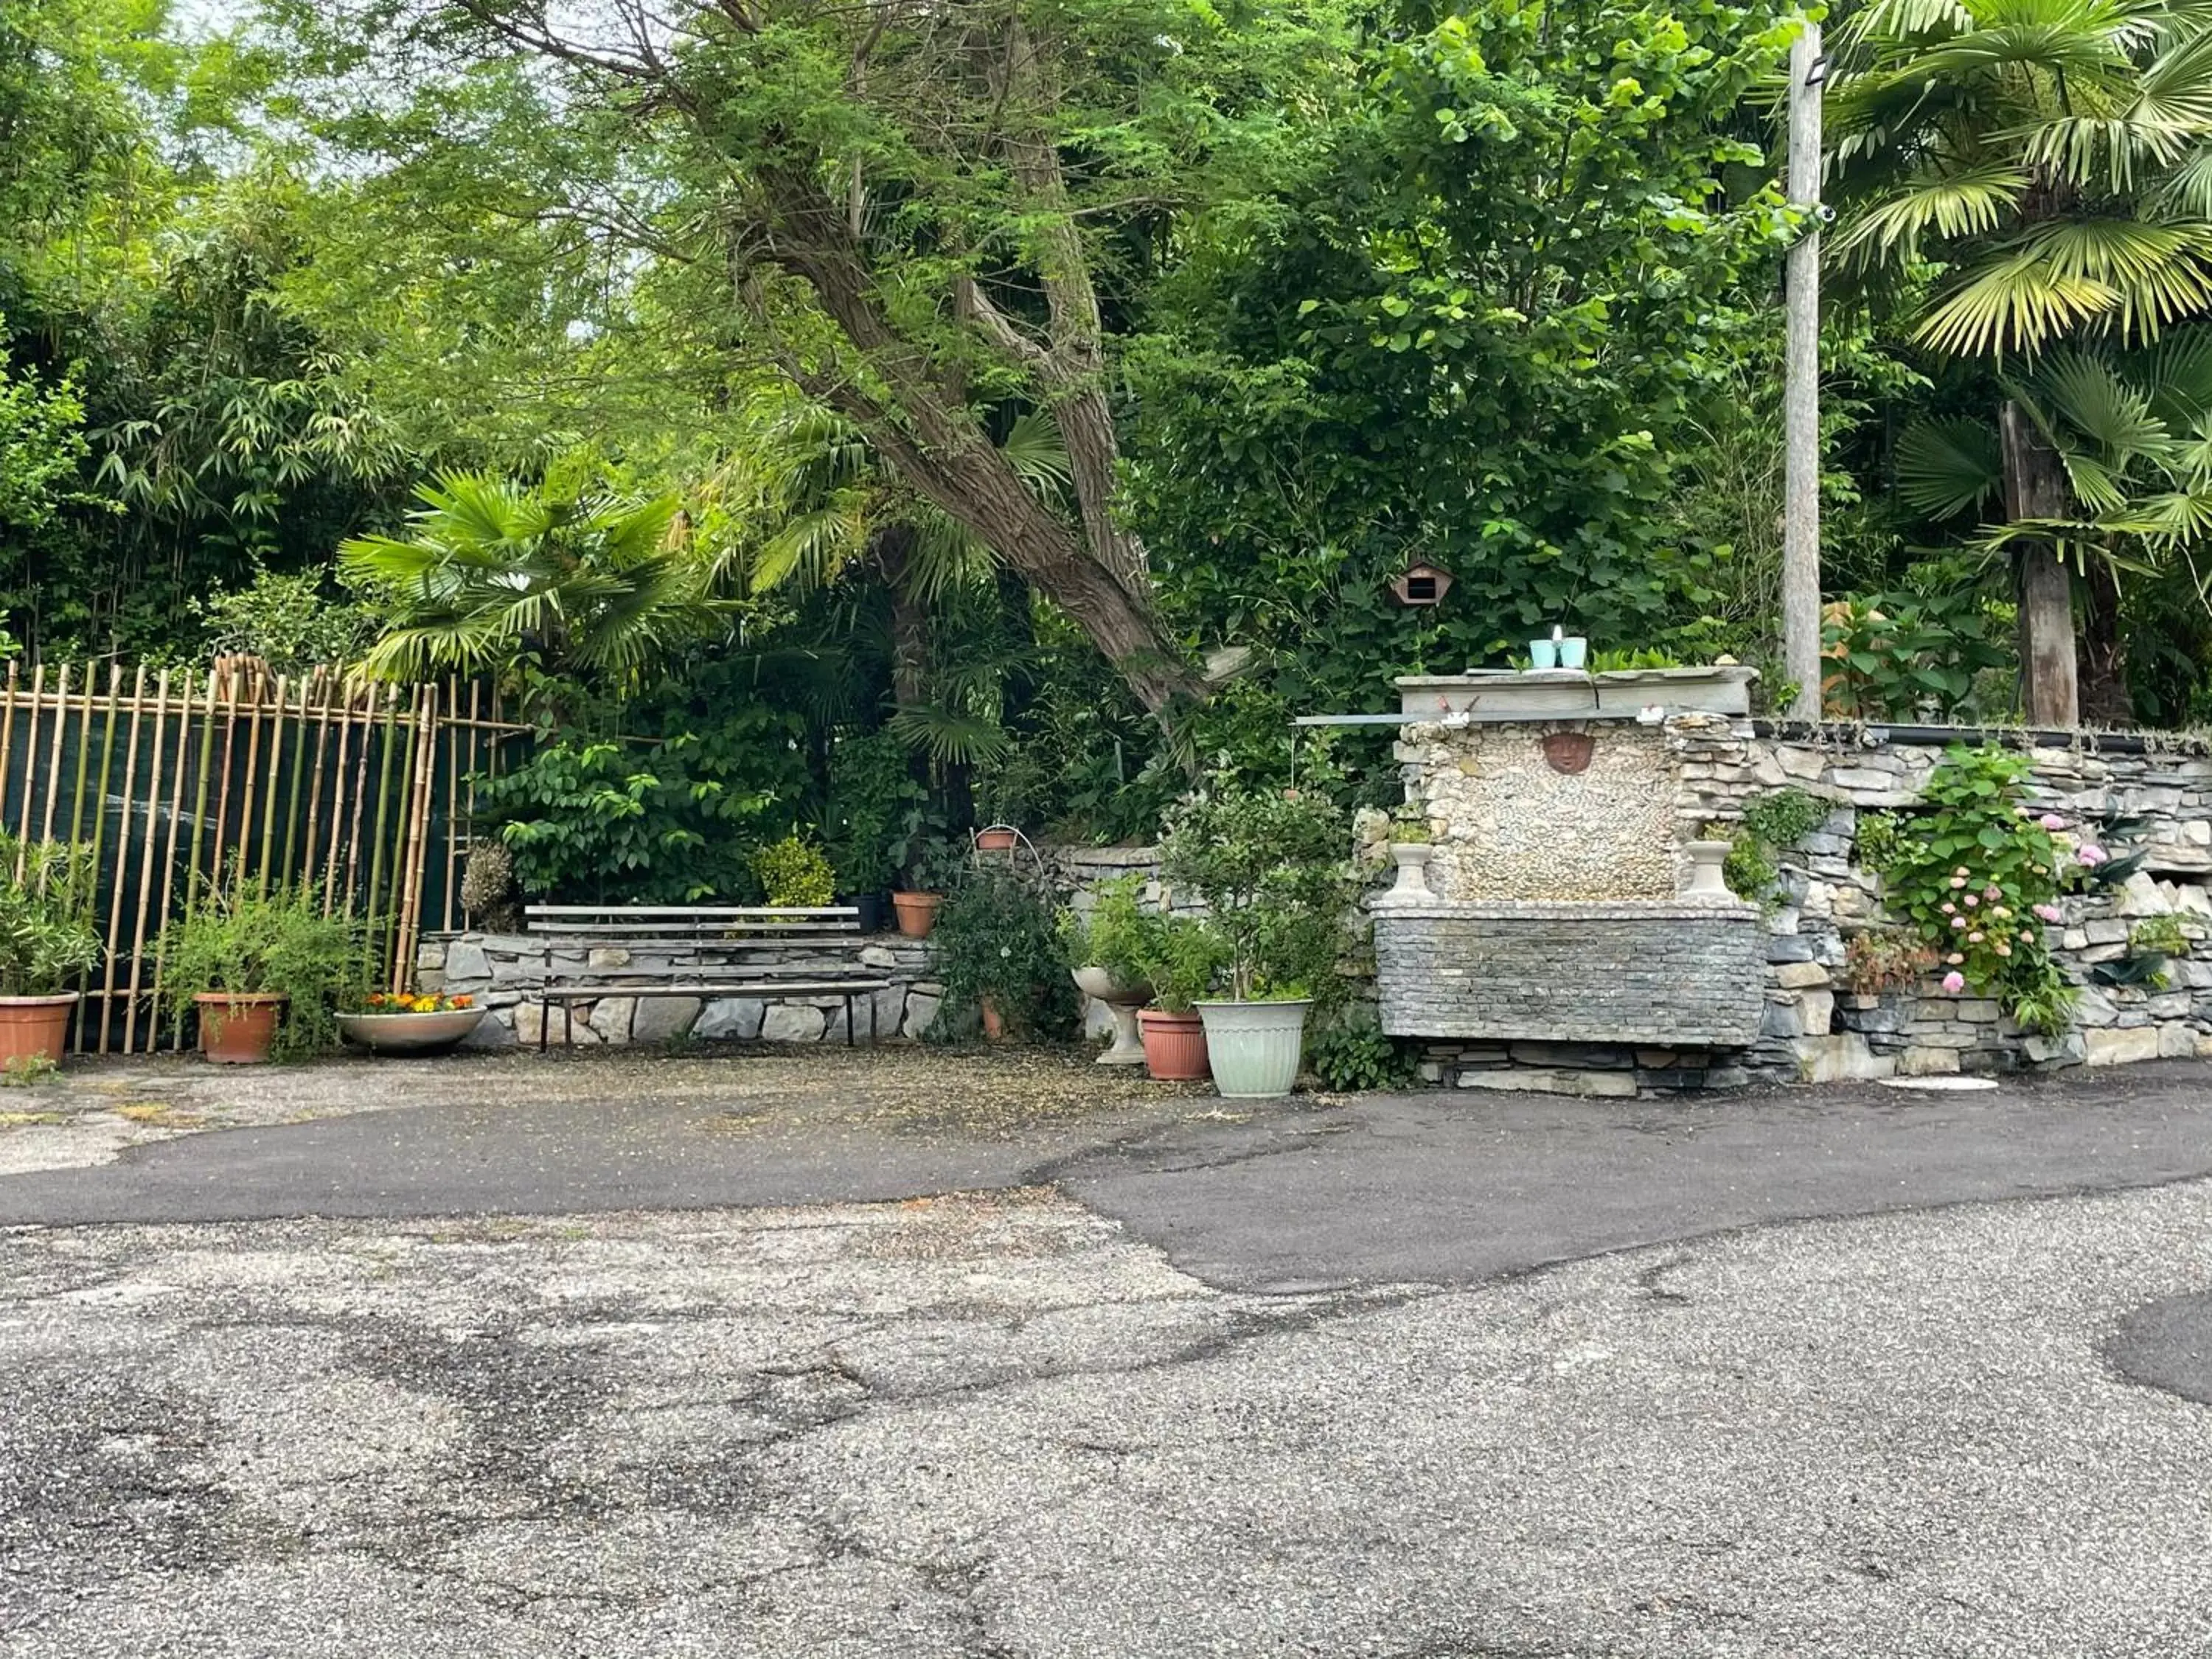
[1130,914,1228,1081]
[158,877,361,1063]
[1160,786,1351,1099]
[1060,876,1159,1065]
[0,835,102,1069]
[929,865,1076,1042]
[337,989,485,1055]
[891,838,965,939]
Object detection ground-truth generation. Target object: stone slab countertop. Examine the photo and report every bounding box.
[1397,665,1759,722]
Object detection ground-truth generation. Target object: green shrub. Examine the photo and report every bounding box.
[0,834,101,996]
[1058,877,1160,988]
[748,834,836,908]
[1129,914,1231,1013]
[157,875,364,1060]
[1159,785,1352,1004]
[1307,1015,1417,1091]
[823,729,925,895]
[928,866,1077,1040]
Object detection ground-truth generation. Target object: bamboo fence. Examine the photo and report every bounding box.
[0,659,526,1054]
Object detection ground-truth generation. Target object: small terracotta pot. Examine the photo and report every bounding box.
[0,993,77,1068]
[195,992,287,1064]
[1138,1008,1210,1081]
[891,891,942,938]
[975,827,1019,852]
[980,995,1008,1042]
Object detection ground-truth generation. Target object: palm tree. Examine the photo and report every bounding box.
[1828,0,2212,723]
[339,473,725,686]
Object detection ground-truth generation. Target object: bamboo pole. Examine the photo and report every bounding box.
[160,672,215,1050]
[392,684,435,990]
[442,674,460,931]
[367,683,416,983]
[299,672,335,890]
[13,661,42,871]
[279,675,310,891]
[342,681,377,914]
[0,659,17,843]
[237,666,268,893]
[255,673,289,897]
[324,678,359,912]
[69,665,122,1051]
[184,666,223,915]
[94,665,147,1054]
[35,663,72,881]
[205,664,242,897]
[123,669,170,1054]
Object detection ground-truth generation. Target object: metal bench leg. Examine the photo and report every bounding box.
[844,992,855,1048]
[540,994,550,1054]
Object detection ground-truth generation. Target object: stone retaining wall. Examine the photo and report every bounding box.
[417,931,941,1048]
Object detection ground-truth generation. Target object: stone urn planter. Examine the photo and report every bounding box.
[1683,840,1734,900]
[0,992,77,1068]
[195,992,287,1064]
[1376,843,1435,907]
[1137,1008,1210,1080]
[891,891,942,938]
[337,1006,486,1055]
[1196,998,1312,1099]
[1071,965,1152,1065]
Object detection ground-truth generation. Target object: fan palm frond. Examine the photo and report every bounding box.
[885,703,1012,766]
[1898,417,2006,518]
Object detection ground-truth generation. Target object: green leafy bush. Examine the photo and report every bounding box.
[1159,785,1352,1004]
[1821,589,2011,722]
[1058,877,1160,988]
[1859,747,2076,1032]
[1130,914,1231,1014]
[192,567,378,672]
[1307,1015,1417,1091]
[822,730,925,896]
[157,877,364,1060]
[1842,928,1936,996]
[0,834,101,996]
[747,834,835,908]
[928,867,1077,1040]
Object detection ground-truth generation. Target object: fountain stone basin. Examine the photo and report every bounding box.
[1374,900,1766,1047]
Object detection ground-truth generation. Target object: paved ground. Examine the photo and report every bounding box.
[6,1051,2212,1655]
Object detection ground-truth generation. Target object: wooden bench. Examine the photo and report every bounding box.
[522,905,894,1050]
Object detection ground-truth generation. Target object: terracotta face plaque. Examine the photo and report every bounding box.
[1540,731,1594,775]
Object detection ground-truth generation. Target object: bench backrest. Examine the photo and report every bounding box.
[523,905,861,942]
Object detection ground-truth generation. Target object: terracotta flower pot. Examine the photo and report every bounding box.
[975,827,1019,852]
[980,995,1008,1042]
[891,891,942,938]
[1137,1008,1210,1082]
[195,992,287,1064]
[0,993,77,1068]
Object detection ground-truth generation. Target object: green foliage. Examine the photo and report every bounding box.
[1722,831,1778,906]
[156,877,363,1060]
[0,834,101,996]
[473,717,802,905]
[1160,785,1351,1003]
[1842,928,1938,997]
[1306,1013,1417,1092]
[2101,913,2193,990]
[192,566,378,672]
[1822,582,2017,723]
[2132,916,2190,958]
[747,834,835,910]
[1128,914,1231,1015]
[1860,747,2076,1031]
[0,1053,58,1087]
[928,868,1077,1042]
[1742,789,1826,852]
[1058,877,1161,989]
[822,729,925,896]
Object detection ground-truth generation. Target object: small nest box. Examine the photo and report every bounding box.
[1389,561,1453,608]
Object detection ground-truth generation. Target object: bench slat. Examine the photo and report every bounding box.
[538,980,892,1000]
[525,905,858,918]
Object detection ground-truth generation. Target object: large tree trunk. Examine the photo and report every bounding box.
[870,524,928,713]
[2078,557,2135,728]
[1999,401,2079,728]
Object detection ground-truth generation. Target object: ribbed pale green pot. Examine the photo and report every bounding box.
[1195,1000,1311,1099]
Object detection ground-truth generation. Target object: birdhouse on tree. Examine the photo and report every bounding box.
[1388,562,1453,608]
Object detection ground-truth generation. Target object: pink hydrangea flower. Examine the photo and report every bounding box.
[2034,903,2062,922]
[2078,845,2107,866]
[1955,866,1970,877]
[1940,901,1955,914]
[1968,931,1983,943]
[1964,893,1979,907]
[1949,876,1967,889]
[1950,915,1966,929]
[1941,971,1966,993]
[1984,884,2002,900]
[1995,942,2012,956]
[2020,930,2035,943]
[2041,813,2066,831]
[1946,953,1965,965]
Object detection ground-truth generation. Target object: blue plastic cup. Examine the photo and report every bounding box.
[1557,636,1588,670]
[1528,639,1558,669]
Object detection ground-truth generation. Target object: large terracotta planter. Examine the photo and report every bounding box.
[891,891,942,938]
[1137,1008,1210,1081]
[337,1007,485,1055]
[0,992,77,1068]
[195,992,287,1064]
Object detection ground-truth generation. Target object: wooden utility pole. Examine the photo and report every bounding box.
[1781,21,1824,723]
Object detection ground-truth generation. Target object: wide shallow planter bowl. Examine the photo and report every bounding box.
[195,992,287,1064]
[0,992,77,1068]
[891,891,942,938]
[1197,999,1312,1099]
[337,1006,486,1055]
[1072,965,1153,1065]
[1137,1008,1209,1081]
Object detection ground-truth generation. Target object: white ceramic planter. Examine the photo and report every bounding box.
[1683,839,1733,900]
[337,1007,486,1054]
[1071,965,1152,1065]
[1196,999,1312,1099]
[1376,843,1434,907]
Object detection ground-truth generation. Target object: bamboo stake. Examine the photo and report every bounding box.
[94,665,147,1054]
[391,685,434,990]
[324,678,359,912]
[366,683,414,981]
[13,661,42,872]
[279,675,310,889]
[0,659,17,842]
[157,672,213,1050]
[442,674,460,931]
[255,674,289,896]
[66,664,104,855]
[70,666,122,1051]
[237,666,268,892]
[123,669,170,1054]
[35,663,72,882]
[343,681,378,914]
[184,666,223,915]
[299,672,334,890]
[205,664,242,897]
